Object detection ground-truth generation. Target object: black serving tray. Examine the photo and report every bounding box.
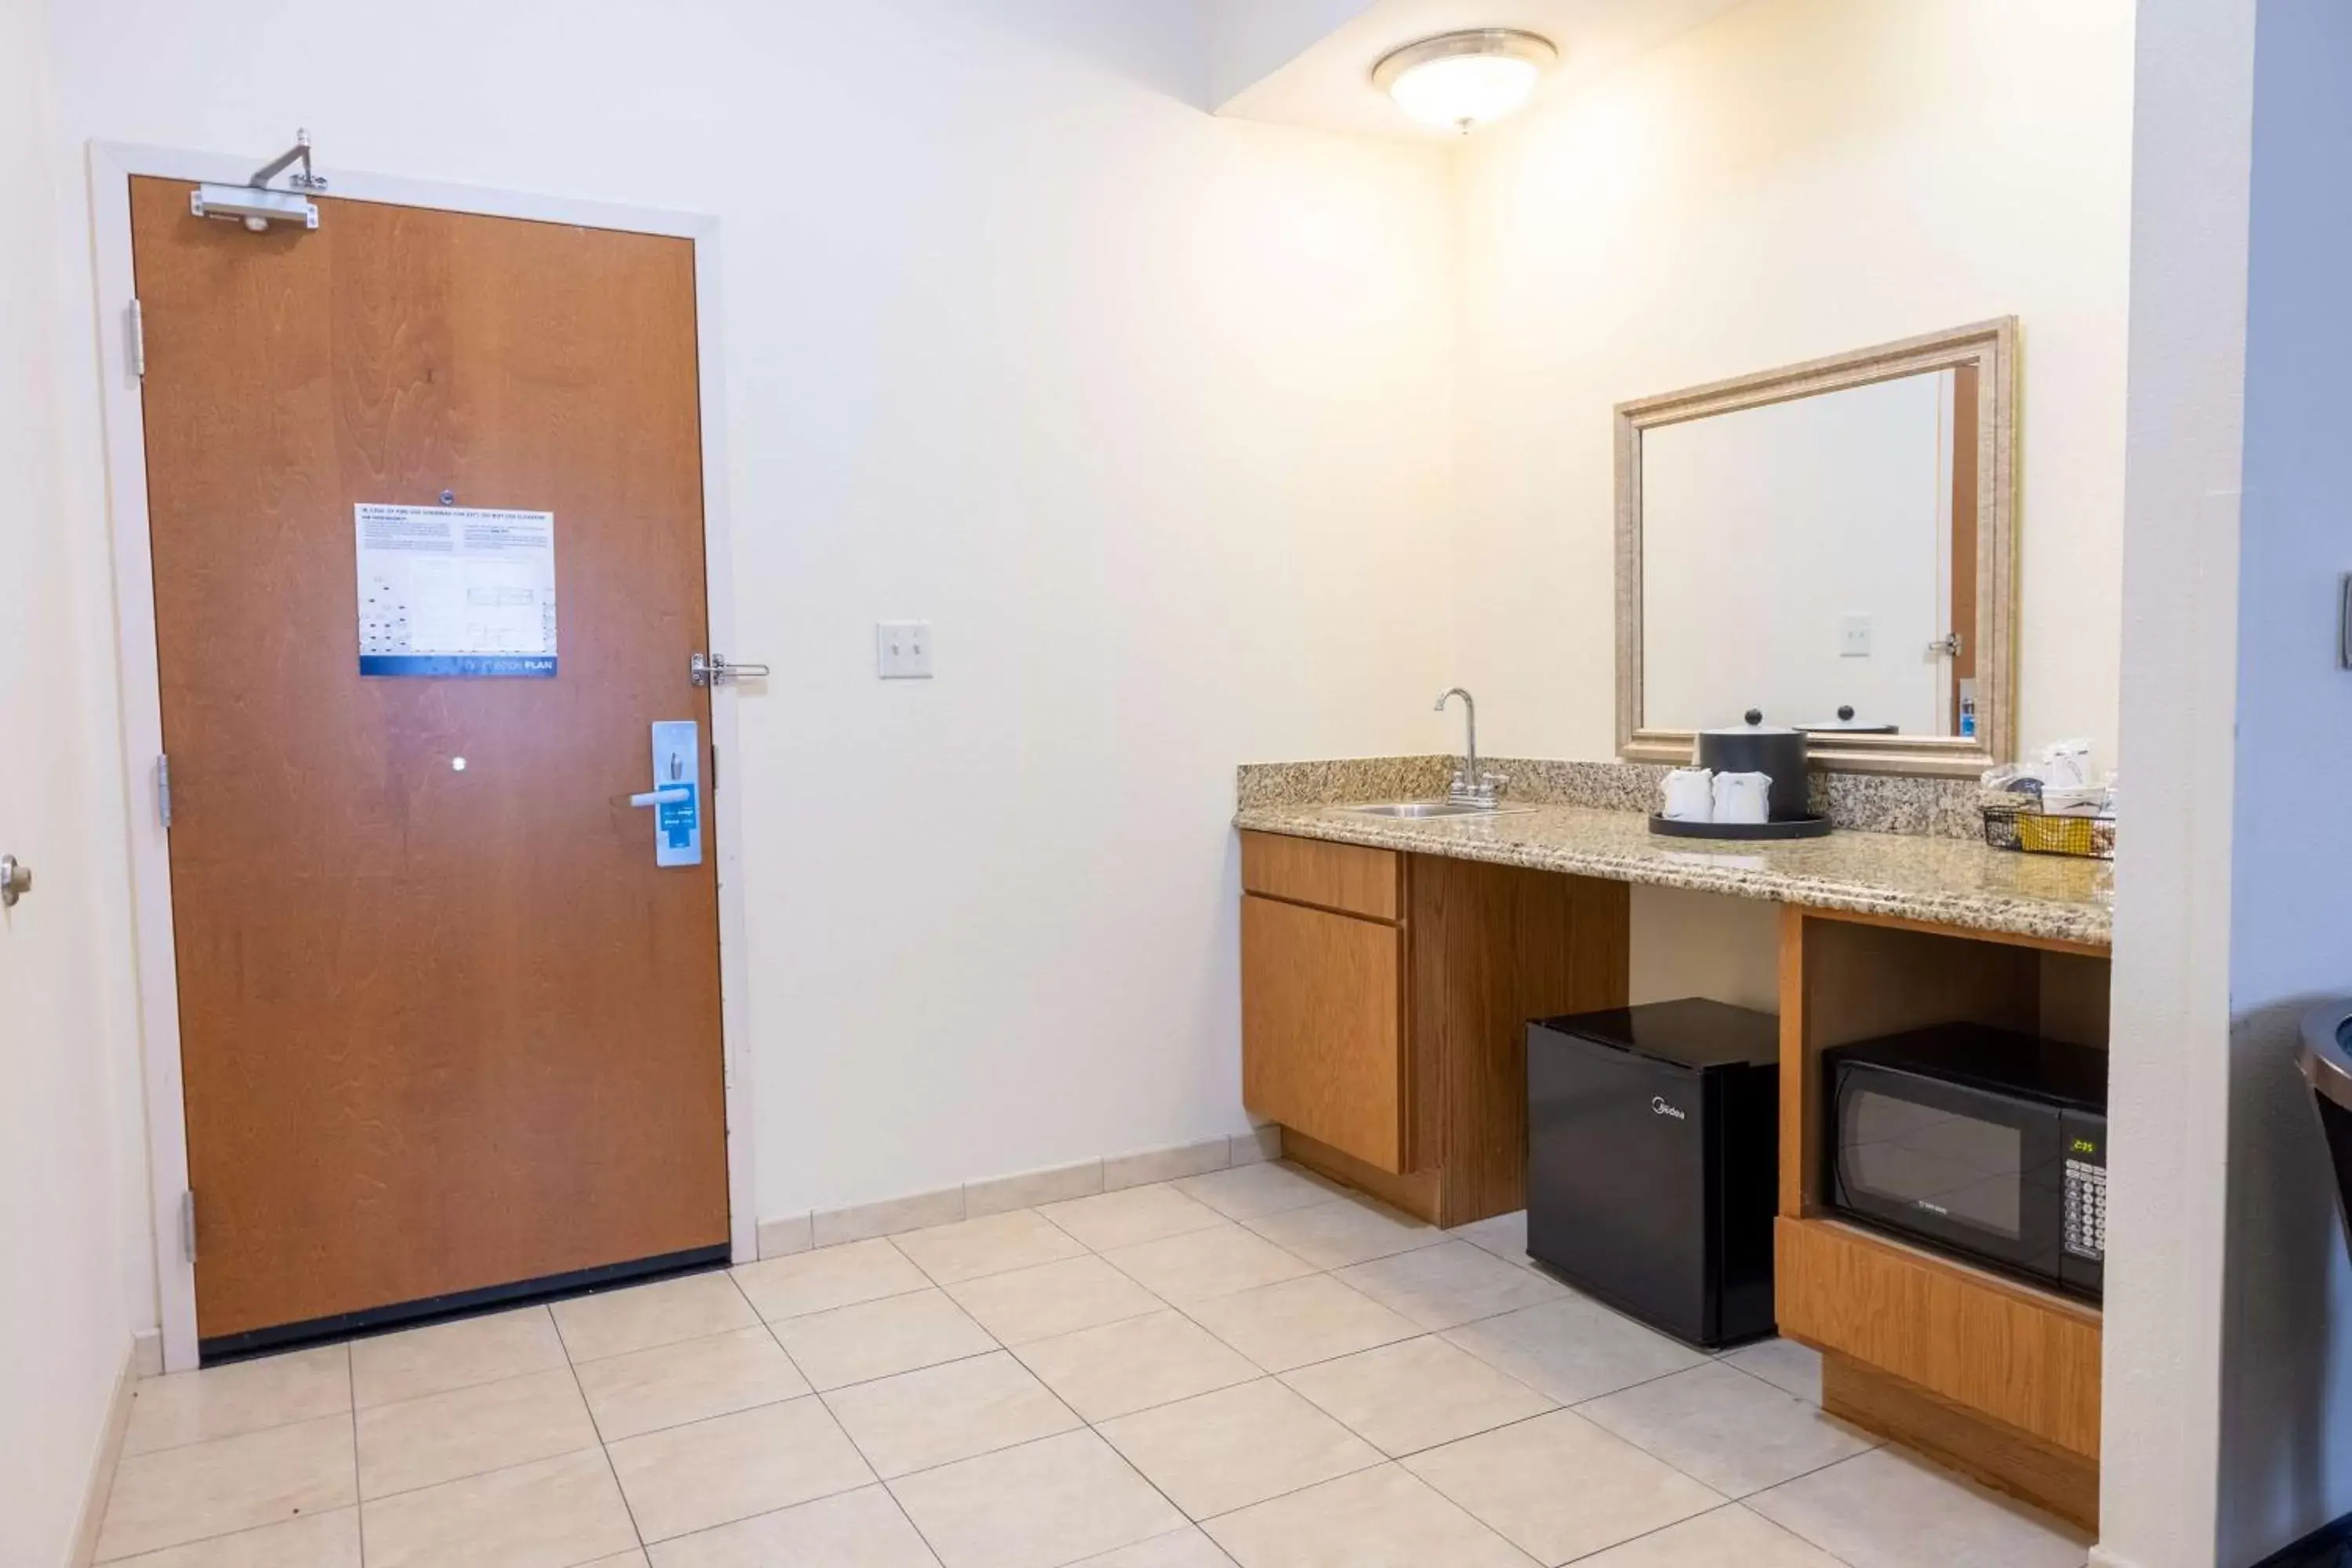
[1648,814,1833,841]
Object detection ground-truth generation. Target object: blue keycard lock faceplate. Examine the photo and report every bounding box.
[650,720,702,868]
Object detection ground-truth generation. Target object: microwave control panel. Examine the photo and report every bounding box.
[2063,1159,2107,1261]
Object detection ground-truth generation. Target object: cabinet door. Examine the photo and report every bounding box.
[1241,893,1408,1173]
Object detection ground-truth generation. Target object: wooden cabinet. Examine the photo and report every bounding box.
[1238,830,1628,1227]
[1240,892,1409,1173]
[1775,905,2111,1532]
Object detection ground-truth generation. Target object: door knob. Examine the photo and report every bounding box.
[0,855,30,908]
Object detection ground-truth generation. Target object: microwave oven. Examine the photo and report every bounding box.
[1824,1024,2107,1301]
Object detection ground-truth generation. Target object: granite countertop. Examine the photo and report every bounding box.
[1234,797,2113,948]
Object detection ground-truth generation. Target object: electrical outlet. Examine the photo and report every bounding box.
[1839,613,1872,659]
[877,621,933,680]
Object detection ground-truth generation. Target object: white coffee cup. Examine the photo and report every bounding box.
[1712,771,1773,825]
[1662,768,1715,822]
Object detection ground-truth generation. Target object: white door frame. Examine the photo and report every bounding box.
[89,142,759,1374]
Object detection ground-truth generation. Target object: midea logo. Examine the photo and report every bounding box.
[1650,1097,1686,1121]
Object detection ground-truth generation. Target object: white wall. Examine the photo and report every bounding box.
[0,0,144,1561]
[1641,370,1952,737]
[2097,0,2252,1563]
[38,0,1462,1232]
[2212,1,2352,1559]
[1450,0,2136,765]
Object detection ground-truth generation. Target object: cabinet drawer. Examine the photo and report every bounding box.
[1776,1217,2101,1458]
[1240,893,1409,1173]
[1240,831,1399,922]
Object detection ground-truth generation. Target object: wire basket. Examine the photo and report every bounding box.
[1980,803,2115,860]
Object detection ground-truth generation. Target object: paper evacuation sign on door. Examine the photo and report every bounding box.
[356,504,558,677]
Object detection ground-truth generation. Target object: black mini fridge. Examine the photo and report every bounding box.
[1526,999,1780,1348]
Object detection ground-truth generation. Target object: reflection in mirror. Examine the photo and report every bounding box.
[1639,366,1979,739]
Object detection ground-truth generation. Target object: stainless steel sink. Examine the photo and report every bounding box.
[1345,800,1531,818]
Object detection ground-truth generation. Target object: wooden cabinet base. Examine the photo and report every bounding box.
[1823,1354,2099,1534]
[1280,1127,1443,1226]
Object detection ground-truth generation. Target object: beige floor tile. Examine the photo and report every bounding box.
[1580,1362,1876,1497]
[577,1323,812,1441]
[96,1413,356,1561]
[1571,1504,1846,1566]
[1103,1225,1315,1306]
[104,1506,359,1567]
[946,1255,1165,1345]
[1282,1336,1552,1457]
[583,1555,654,1568]
[1185,1275,1419,1374]
[826,1351,1082,1479]
[1746,1447,2094,1568]
[887,1428,1185,1568]
[122,1345,350,1457]
[554,1272,760,1363]
[608,1395,875,1542]
[1405,1410,1723,1563]
[1447,1210,1532,1268]
[1334,1242,1568,1330]
[772,1289,998,1391]
[1069,1529,1236,1566]
[1241,1196,1440,1271]
[1203,1464,1536,1568]
[359,1447,639,1568]
[357,1366,597,1499]
[648,1484,939,1566]
[1040,1185,1225,1251]
[350,1306,568,1408]
[893,1209,1089,1287]
[1442,1298,1708,1405]
[1099,1377,1381,1520]
[735,1237,933,1322]
[1014,1310,1261,1422]
[1174,1162,1342,1222]
[1722,1337,1824,1402]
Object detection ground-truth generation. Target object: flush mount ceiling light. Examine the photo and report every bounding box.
[1373,29,1559,133]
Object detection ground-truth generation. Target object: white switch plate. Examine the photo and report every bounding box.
[1839,614,1872,658]
[877,621,933,679]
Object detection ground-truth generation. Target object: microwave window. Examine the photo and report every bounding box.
[1842,1090,2024,1239]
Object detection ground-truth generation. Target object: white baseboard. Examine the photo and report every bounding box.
[130,1330,162,1380]
[761,1128,1278,1258]
[69,1341,140,1567]
[2086,1548,2136,1568]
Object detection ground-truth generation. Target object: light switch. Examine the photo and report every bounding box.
[877,621,934,680]
[1839,614,1872,659]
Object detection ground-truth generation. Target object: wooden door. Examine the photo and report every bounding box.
[132,180,730,1352]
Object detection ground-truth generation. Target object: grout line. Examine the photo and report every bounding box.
[592,1439,651,1562]
[548,1294,650,1560]
[348,1345,365,1566]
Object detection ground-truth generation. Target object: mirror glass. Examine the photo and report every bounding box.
[1638,365,1978,739]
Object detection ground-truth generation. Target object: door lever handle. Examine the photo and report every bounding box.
[628,786,693,808]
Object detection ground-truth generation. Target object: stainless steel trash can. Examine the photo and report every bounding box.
[2301,999,2352,1258]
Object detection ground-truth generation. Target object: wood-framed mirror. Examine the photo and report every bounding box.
[1615,318,2018,776]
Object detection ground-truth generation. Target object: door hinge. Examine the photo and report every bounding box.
[156,754,173,829]
[128,297,146,380]
[179,1191,197,1263]
[1926,632,1965,659]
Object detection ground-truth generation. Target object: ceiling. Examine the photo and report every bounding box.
[1211,0,1751,142]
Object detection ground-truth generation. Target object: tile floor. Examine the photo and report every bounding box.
[96,1163,2097,1567]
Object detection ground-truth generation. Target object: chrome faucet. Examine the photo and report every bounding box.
[1435,688,1505,808]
